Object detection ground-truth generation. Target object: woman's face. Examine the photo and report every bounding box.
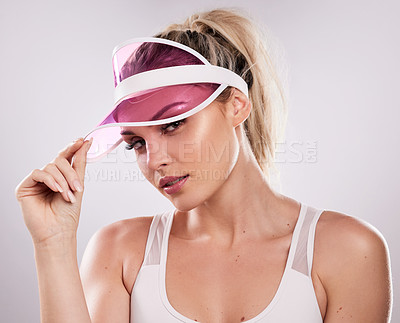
[120,99,240,211]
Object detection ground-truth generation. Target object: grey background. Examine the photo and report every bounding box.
[1,0,398,321]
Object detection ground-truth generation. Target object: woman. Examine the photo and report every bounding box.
[15,8,392,323]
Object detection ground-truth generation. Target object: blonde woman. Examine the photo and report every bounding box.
[15,8,392,323]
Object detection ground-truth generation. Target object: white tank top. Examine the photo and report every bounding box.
[131,203,324,322]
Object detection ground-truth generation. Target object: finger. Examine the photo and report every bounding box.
[51,156,83,193]
[71,138,93,184]
[15,169,68,202]
[42,163,75,202]
[57,138,86,164]
[18,169,59,191]
[32,169,62,192]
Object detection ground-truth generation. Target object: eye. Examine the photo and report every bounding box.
[125,138,145,151]
[161,119,186,133]
[124,119,186,151]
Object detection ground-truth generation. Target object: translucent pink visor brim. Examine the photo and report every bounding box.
[84,83,221,162]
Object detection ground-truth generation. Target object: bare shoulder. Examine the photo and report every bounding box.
[80,216,155,320]
[314,210,389,266]
[80,215,154,292]
[85,215,154,266]
[88,215,154,254]
[313,210,392,322]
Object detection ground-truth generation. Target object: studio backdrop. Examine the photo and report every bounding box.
[1,0,398,321]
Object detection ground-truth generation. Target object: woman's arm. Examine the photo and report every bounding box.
[315,211,392,322]
[15,138,94,323]
[34,234,92,323]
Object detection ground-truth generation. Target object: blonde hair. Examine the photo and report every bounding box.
[155,8,288,183]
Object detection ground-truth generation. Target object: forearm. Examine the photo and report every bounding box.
[34,234,91,323]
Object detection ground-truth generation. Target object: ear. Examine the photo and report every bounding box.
[229,88,252,128]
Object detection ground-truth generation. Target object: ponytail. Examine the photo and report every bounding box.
[155,8,288,184]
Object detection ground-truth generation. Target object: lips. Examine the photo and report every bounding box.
[159,175,189,188]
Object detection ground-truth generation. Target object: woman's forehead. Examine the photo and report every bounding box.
[114,84,218,123]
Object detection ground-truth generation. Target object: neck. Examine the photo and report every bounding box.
[176,140,295,247]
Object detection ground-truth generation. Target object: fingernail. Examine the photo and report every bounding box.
[86,137,93,152]
[73,138,83,143]
[67,190,76,203]
[54,182,63,192]
[73,180,83,192]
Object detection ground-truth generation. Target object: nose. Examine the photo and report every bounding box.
[146,139,171,171]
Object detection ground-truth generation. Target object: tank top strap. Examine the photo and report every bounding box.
[142,210,175,267]
[291,204,325,276]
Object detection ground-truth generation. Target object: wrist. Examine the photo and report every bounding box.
[33,231,77,255]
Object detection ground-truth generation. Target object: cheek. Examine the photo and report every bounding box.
[202,130,238,174]
[136,155,153,181]
[182,118,238,179]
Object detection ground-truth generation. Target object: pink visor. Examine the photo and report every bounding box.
[83,37,249,162]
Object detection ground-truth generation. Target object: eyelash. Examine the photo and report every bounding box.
[125,119,186,151]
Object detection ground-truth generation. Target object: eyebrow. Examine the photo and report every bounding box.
[151,101,186,120]
[120,129,137,136]
[120,101,186,136]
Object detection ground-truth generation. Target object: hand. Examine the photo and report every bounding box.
[15,138,93,245]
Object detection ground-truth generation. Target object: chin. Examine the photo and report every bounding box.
[164,192,203,212]
[164,180,224,212]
